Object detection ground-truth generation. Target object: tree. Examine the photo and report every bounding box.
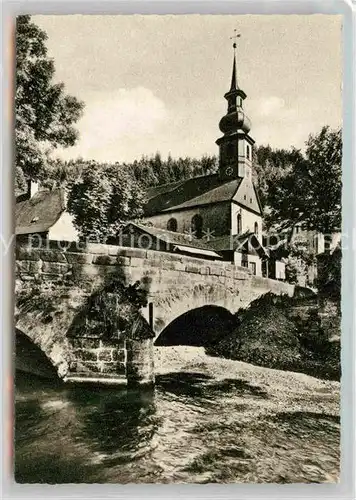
[15,166,27,197]
[262,127,341,235]
[302,126,341,234]
[252,145,303,208]
[284,240,316,285]
[67,162,145,240]
[15,15,84,191]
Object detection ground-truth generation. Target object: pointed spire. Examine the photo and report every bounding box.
[228,30,240,91]
[219,34,250,134]
[224,50,246,112]
[230,53,238,92]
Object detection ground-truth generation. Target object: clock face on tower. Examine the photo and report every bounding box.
[225,166,233,176]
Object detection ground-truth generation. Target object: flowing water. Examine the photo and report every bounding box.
[15,347,340,484]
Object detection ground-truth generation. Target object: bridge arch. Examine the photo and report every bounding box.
[14,286,89,379]
[15,312,72,378]
[15,329,60,379]
[146,283,244,338]
[154,305,235,347]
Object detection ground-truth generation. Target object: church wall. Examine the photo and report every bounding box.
[143,202,231,237]
[231,203,262,241]
[233,176,260,215]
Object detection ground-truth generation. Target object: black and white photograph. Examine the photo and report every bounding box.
[13,14,342,484]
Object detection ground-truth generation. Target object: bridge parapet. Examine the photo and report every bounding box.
[15,240,253,285]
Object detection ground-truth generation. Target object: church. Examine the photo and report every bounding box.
[15,46,286,280]
[139,50,285,279]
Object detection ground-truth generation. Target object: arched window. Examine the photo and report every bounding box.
[246,144,251,160]
[237,214,242,234]
[191,214,203,239]
[167,218,177,232]
[254,222,259,236]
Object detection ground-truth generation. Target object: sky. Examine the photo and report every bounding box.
[33,14,342,163]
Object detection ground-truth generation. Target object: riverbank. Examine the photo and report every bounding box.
[154,346,340,483]
[155,346,339,416]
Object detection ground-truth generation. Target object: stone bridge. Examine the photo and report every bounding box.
[15,240,294,386]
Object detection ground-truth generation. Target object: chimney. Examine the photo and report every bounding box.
[30,181,39,198]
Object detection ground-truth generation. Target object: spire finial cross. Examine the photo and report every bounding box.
[230,29,241,50]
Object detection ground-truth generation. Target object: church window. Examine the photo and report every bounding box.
[167,218,177,232]
[254,222,259,236]
[246,144,251,160]
[237,214,242,234]
[250,197,252,203]
[191,214,203,239]
[244,194,247,200]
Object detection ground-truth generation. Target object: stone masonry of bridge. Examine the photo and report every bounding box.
[15,240,294,386]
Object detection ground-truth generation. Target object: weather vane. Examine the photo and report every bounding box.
[230,29,241,50]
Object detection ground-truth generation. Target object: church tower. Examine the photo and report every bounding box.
[216,44,255,181]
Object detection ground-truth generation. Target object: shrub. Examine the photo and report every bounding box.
[207,293,300,371]
[207,292,340,380]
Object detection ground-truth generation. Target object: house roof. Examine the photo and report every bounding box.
[144,174,242,216]
[263,236,289,251]
[15,189,66,235]
[207,231,269,257]
[124,222,222,258]
[171,244,221,259]
[205,234,238,252]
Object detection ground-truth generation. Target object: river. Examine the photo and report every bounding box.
[15,346,340,484]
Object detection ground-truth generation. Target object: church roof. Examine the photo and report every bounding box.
[124,222,222,259]
[15,189,66,235]
[144,174,242,216]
